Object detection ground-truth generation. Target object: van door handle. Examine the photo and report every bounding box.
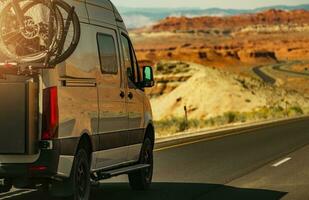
[128,92,133,99]
[120,91,125,98]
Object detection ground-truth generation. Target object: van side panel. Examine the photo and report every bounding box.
[58,23,99,139]
[55,23,100,176]
[86,0,114,10]
[67,0,89,23]
[86,1,117,26]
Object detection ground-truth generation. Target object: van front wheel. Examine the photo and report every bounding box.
[128,138,153,190]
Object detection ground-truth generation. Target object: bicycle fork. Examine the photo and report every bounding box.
[56,6,75,56]
[47,0,56,47]
[11,0,25,27]
[44,0,57,66]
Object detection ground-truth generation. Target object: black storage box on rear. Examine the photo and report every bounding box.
[0,81,38,155]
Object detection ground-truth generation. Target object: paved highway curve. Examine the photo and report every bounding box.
[253,61,309,85]
[252,66,276,84]
[273,64,309,77]
[1,117,309,200]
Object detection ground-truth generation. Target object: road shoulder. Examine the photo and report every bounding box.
[224,144,309,200]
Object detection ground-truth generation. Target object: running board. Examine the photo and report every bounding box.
[92,164,150,181]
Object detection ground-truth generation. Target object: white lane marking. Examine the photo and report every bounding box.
[272,157,291,167]
[0,190,35,200]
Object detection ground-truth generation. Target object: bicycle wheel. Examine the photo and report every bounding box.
[0,0,63,63]
[22,0,65,63]
[49,0,81,65]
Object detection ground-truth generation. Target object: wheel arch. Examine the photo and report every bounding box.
[74,131,94,163]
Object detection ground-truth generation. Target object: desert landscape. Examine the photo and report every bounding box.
[129,8,309,136]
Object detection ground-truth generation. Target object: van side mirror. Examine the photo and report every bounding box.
[142,66,155,88]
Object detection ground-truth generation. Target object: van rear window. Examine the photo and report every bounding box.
[97,33,118,74]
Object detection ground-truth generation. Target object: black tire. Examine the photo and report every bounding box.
[0,179,12,194]
[50,0,81,65]
[69,149,91,200]
[128,138,154,190]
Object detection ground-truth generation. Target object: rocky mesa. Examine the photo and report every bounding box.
[132,9,309,76]
[150,9,309,32]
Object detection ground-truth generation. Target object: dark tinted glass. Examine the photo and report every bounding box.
[97,34,118,74]
[121,34,141,84]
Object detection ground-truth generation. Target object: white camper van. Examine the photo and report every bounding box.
[0,0,155,199]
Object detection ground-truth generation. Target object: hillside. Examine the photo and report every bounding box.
[151,62,309,121]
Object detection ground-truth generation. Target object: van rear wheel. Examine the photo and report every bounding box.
[70,149,91,200]
[0,179,12,193]
[128,138,153,190]
[49,149,90,200]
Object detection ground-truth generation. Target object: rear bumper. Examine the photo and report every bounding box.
[0,149,60,179]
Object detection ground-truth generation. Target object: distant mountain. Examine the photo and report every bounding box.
[117,4,309,29]
[255,4,309,11]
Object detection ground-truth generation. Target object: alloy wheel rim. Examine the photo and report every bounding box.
[76,161,87,199]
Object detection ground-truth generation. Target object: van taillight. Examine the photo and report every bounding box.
[42,87,59,140]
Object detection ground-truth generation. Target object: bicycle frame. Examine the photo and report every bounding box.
[0,0,80,65]
[9,0,55,36]
[8,0,58,66]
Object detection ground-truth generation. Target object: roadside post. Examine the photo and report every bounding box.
[184,106,188,130]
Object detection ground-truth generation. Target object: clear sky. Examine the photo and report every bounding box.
[110,0,309,9]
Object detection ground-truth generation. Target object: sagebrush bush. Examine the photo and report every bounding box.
[154,105,306,138]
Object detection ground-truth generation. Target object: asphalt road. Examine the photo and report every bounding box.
[2,117,309,200]
[273,63,309,77]
[253,61,309,84]
[252,66,276,84]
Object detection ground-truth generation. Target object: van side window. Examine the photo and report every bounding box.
[121,34,140,86]
[97,33,118,74]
